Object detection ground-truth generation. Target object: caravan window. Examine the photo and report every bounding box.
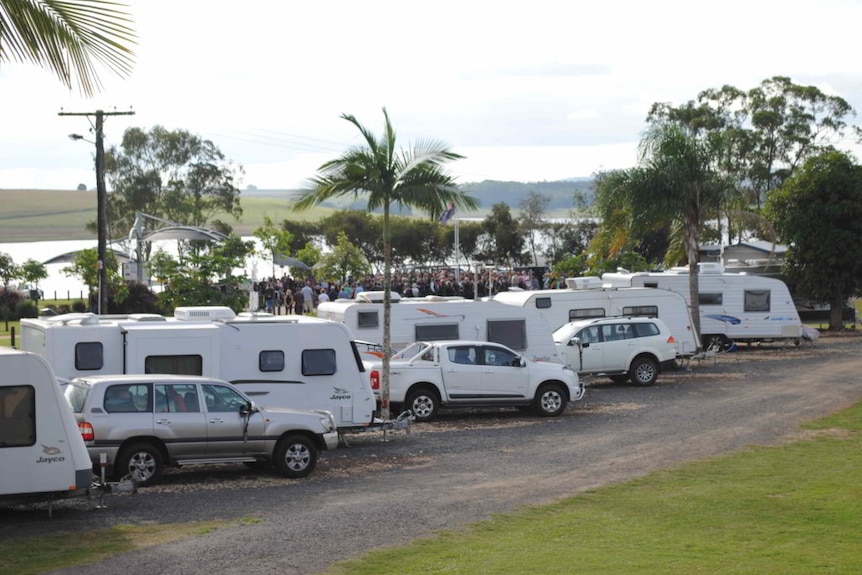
[415,324,459,341]
[622,305,658,318]
[487,319,527,351]
[75,342,103,370]
[0,385,36,447]
[535,297,552,309]
[259,350,285,372]
[144,355,203,376]
[698,293,723,305]
[302,349,337,376]
[744,290,771,312]
[357,311,379,329]
[569,308,605,321]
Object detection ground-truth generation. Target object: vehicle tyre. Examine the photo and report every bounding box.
[116,442,164,486]
[608,374,629,384]
[534,383,566,417]
[274,434,318,479]
[629,356,658,386]
[405,386,439,422]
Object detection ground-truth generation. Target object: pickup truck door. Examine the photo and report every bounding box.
[443,345,484,400]
[201,383,266,457]
[480,346,529,399]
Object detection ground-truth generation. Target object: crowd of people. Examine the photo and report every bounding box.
[252,267,568,314]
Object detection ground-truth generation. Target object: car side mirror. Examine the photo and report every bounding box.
[518,358,526,368]
[569,337,580,347]
[240,401,257,416]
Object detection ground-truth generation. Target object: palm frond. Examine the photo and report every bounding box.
[0,0,137,96]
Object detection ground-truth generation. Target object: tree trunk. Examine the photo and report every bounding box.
[381,203,392,420]
[685,199,702,350]
[830,294,847,331]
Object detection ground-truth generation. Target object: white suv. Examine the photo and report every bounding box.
[553,317,677,386]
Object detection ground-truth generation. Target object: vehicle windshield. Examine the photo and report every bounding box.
[63,381,89,413]
[392,342,431,361]
[552,324,578,342]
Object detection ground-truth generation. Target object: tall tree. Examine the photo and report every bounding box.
[293,108,478,419]
[594,122,731,341]
[650,76,857,212]
[253,216,294,278]
[315,231,371,285]
[0,252,19,330]
[518,191,550,266]
[479,202,528,267]
[0,0,136,96]
[766,151,862,330]
[103,125,244,241]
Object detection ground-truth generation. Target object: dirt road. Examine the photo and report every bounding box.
[4,332,862,575]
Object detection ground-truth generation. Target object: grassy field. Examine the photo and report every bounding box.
[1,401,860,574]
[0,189,333,243]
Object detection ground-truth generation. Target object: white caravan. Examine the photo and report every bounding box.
[19,307,376,431]
[492,278,700,357]
[316,293,562,364]
[0,348,94,507]
[601,265,803,348]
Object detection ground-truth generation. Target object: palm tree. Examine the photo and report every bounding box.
[1,0,136,97]
[595,121,732,344]
[293,108,478,419]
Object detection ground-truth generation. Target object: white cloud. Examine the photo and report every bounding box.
[3,0,862,191]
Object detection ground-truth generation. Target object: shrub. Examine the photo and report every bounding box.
[71,300,87,313]
[16,300,38,319]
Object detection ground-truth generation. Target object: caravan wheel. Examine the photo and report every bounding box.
[116,442,164,486]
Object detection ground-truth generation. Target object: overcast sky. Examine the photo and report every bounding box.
[2,0,862,191]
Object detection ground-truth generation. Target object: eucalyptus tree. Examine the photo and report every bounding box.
[767,151,862,330]
[293,108,478,419]
[594,121,732,340]
[649,76,857,213]
[0,0,136,96]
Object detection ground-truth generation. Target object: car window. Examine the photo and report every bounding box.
[448,346,477,365]
[104,384,150,413]
[202,384,248,413]
[483,347,518,367]
[577,326,600,344]
[632,322,661,337]
[155,383,199,413]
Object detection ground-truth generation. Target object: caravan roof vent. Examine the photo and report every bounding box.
[355,291,401,304]
[127,314,167,322]
[174,306,237,321]
[565,276,604,290]
[47,312,100,326]
[698,262,725,274]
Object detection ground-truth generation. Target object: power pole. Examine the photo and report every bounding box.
[60,108,134,314]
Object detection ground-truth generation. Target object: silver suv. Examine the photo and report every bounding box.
[64,374,338,486]
[553,317,677,386]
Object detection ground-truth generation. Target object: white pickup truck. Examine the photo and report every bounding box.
[366,340,584,422]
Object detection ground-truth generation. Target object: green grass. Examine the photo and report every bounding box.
[326,403,862,575]
[0,519,244,575]
[0,189,334,242]
[0,395,860,574]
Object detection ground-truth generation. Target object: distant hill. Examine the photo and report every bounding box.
[246,178,595,214]
[0,180,595,242]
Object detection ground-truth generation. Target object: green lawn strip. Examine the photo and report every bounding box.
[0,518,257,575]
[327,403,862,575]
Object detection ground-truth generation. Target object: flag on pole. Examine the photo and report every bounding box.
[439,202,456,224]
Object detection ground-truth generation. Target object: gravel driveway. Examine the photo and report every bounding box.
[3,331,862,575]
